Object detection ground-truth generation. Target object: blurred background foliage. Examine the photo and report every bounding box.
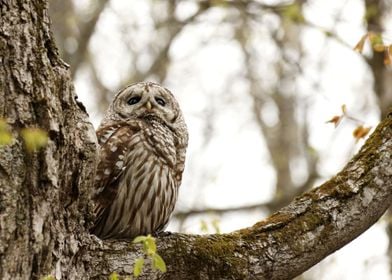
[49,0,392,278]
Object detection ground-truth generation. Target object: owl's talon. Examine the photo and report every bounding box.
[155,231,172,238]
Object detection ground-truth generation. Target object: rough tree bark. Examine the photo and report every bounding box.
[0,0,97,279]
[363,0,392,274]
[0,1,391,280]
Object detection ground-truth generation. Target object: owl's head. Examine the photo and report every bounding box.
[104,82,187,138]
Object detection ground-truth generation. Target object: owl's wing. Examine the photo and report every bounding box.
[93,122,141,215]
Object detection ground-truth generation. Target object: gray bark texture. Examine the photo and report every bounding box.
[0,0,97,279]
[0,1,391,279]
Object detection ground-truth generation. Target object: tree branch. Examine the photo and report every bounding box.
[86,112,392,279]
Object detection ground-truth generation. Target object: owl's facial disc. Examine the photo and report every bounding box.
[114,83,178,124]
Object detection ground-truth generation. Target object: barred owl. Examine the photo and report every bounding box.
[91,82,188,240]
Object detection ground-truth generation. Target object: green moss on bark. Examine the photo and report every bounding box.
[161,234,248,279]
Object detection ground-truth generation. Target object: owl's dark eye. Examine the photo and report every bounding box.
[155,97,166,106]
[127,96,141,105]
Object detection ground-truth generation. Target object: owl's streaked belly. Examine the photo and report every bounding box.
[96,141,178,239]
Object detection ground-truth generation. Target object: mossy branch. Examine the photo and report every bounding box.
[87,113,392,280]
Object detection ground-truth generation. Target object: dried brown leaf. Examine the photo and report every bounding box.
[353,125,371,142]
[384,45,392,65]
[326,115,343,128]
[353,33,369,53]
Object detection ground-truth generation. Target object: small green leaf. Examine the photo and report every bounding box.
[0,131,12,146]
[109,272,119,280]
[200,220,209,233]
[212,219,221,234]
[145,235,157,255]
[133,235,147,244]
[40,276,55,280]
[324,31,334,37]
[369,33,385,52]
[21,128,48,152]
[281,3,304,23]
[152,254,167,273]
[0,119,12,146]
[133,257,145,277]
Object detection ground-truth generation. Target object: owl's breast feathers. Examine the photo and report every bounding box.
[93,118,178,208]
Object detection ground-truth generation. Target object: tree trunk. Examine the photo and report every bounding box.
[1,1,391,279]
[0,1,97,278]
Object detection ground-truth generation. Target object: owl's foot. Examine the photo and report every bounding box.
[155,231,172,238]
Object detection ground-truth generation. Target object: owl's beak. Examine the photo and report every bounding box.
[145,101,152,110]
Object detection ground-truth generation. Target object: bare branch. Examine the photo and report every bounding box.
[70,0,110,78]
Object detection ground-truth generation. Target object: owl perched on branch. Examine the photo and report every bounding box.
[91,82,188,240]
